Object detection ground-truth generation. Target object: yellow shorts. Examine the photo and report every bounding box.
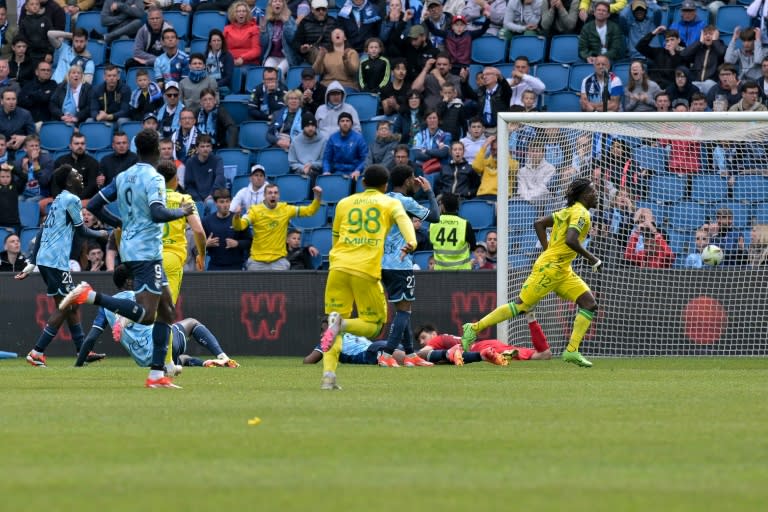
[324,269,387,326]
[518,263,590,309]
[163,251,184,305]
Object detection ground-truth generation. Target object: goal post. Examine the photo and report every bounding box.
[494,112,768,356]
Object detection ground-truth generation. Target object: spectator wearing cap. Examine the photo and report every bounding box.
[298,67,327,115]
[292,0,340,65]
[184,133,225,215]
[267,89,304,151]
[18,60,56,128]
[99,131,138,188]
[231,164,269,212]
[153,28,189,90]
[130,112,160,153]
[671,97,689,111]
[314,80,362,138]
[422,0,452,50]
[471,242,495,270]
[157,81,184,140]
[197,88,237,150]
[424,14,490,78]
[618,0,662,61]
[503,0,543,37]
[128,68,163,122]
[89,64,132,128]
[202,188,252,271]
[289,112,326,184]
[670,0,706,48]
[579,0,625,64]
[322,111,367,179]
[400,24,440,82]
[336,0,383,53]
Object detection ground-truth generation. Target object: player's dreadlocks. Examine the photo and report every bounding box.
[566,178,593,206]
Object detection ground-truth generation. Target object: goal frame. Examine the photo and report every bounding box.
[494,111,768,344]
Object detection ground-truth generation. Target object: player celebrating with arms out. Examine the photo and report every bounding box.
[319,165,418,390]
[461,178,601,367]
[60,129,195,388]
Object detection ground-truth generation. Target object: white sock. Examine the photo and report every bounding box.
[86,291,97,304]
[216,352,228,360]
[149,370,164,380]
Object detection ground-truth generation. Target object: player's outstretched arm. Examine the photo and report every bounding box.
[149,201,193,223]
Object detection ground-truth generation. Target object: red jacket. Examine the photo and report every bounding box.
[624,230,675,268]
[224,21,261,65]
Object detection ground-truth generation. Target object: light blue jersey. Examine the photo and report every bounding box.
[99,163,166,261]
[98,290,154,366]
[382,192,429,270]
[36,190,83,271]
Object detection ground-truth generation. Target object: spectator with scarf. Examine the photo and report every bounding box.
[267,89,303,151]
[179,53,218,114]
[205,29,234,98]
[128,69,163,121]
[196,88,237,150]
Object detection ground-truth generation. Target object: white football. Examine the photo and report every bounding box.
[701,244,723,266]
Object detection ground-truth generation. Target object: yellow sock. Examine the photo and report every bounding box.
[567,308,595,352]
[343,318,382,339]
[474,303,519,332]
[322,334,342,373]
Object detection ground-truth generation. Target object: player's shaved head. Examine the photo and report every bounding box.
[362,165,389,188]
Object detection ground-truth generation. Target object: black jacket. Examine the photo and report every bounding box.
[637,31,687,90]
[19,78,58,122]
[53,152,100,199]
[292,12,339,58]
[99,151,139,186]
[90,82,132,120]
[50,81,93,124]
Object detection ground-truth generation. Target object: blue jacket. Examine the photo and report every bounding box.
[618,3,662,60]
[322,129,368,175]
[669,17,707,48]
[260,16,301,67]
[184,154,226,202]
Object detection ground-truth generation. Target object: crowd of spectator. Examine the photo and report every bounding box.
[0,0,767,273]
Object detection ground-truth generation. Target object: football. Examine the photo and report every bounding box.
[701,245,723,266]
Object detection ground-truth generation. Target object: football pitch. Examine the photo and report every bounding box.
[1,357,766,512]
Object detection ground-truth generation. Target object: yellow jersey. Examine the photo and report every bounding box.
[233,199,320,262]
[330,188,416,280]
[163,189,195,261]
[535,201,591,268]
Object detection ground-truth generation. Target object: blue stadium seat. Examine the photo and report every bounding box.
[470,36,506,65]
[92,149,113,162]
[668,229,695,261]
[412,251,432,270]
[715,5,749,34]
[508,200,537,232]
[19,201,40,228]
[0,227,12,246]
[458,200,495,230]
[87,40,106,67]
[286,66,312,89]
[508,35,546,64]
[79,122,113,150]
[649,174,686,203]
[164,11,190,41]
[274,174,310,203]
[316,174,353,203]
[217,148,251,175]
[510,231,539,255]
[291,204,328,229]
[633,144,670,174]
[345,93,379,119]
[670,202,707,231]
[231,175,250,196]
[509,253,532,269]
[691,174,729,203]
[355,176,366,193]
[244,66,267,93]
[125,66,152,88]
[92,65,124,89]
[548,35,580,64]
[221,99,249,125]
[75,11,106,33]
[189,39,207,55]
[733,175,768,202]
[543,91,580,112]
[256,148,290,177]
[468,63,484,91]
[39,122,75,151]
[191,11,227,40]
[360,120,378,143]
[568,62,593,92]
[611,62,631,83]
[20,227,39,257]
[307,227,333,256]
[109,39,135,67]
[534,63,570,93]
[121,121,142,142]
[238,121,271,150]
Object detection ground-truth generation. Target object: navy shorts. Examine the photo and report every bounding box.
[171,323,187,363]
[38,265,75,297]
[124,260,168,295]
[381,269,415,302]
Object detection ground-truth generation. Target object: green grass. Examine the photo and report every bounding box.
[1,357,767,512]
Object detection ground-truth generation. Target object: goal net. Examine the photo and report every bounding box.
[494,112,768,356]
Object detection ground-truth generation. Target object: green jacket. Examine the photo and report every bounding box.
[578,21,625,62]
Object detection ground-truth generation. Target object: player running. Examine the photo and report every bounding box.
[319,165,417,390]
[60,129,195,388]
[74,264,238,370]
[377,165,440,368]
[460,178,601,367]
[16,165,109,367]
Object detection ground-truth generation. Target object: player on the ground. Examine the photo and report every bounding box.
[157,159,206,372]
[16,165,109,368]
[59,129,195,388]
[416,315,552,366]
[377,165,440,368]
[74,264,238,369]
[319,165,417,390]
[460,178,601,367]
[303,334,406,366]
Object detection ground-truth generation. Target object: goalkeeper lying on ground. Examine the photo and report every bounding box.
[74,265,239,371]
